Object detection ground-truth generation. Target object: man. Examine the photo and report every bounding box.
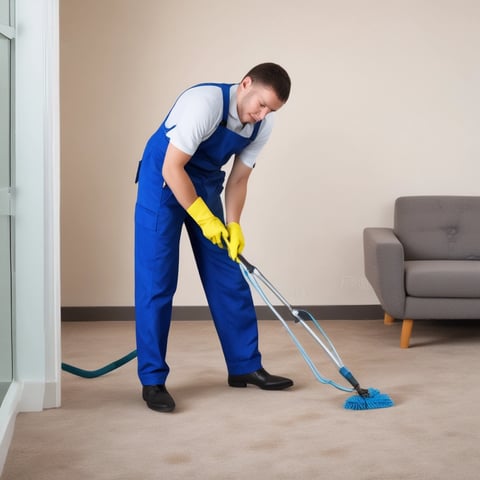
[135,63,293,412]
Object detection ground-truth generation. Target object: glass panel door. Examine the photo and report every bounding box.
[0,0,13,405]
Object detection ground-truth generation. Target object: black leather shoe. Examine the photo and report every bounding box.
[228,368,293,390]
[142,385,175,412]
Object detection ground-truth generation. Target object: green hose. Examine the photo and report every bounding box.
[61,350,137,378]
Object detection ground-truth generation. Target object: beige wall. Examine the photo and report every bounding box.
[60,0,480,307]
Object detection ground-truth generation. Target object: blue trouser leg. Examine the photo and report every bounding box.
[134,196,185,386]
[185,195,262,376]
[135,180,262,384]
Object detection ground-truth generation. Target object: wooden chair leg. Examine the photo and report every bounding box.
[384,313,395,325]
[400,319,414,348]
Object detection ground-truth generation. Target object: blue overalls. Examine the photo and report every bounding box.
[135,83,263,386]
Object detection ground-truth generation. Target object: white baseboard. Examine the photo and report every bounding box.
[0,382,23,476]
[43,381,61,409]
[19,381,60,412]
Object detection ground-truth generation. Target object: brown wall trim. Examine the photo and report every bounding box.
[61,305,384,322]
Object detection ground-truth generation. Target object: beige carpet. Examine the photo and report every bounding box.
[3,318,480,480]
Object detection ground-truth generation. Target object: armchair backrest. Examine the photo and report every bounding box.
[394,196,480,260]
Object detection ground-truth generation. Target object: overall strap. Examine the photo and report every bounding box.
[250,120,262,142]
[219,84,230,127]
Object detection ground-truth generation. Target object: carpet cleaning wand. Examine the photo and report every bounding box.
[238,254,394,411]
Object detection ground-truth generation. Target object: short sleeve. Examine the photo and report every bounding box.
[164,86,224,155]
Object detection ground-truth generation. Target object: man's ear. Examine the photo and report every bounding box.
[240,76,253,90]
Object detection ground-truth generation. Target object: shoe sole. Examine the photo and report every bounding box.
[228,380,293,390]
[145,401,175,413]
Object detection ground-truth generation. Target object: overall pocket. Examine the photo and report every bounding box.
[135,204,159,232]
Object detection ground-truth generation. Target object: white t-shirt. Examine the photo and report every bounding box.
[165,84,274,168]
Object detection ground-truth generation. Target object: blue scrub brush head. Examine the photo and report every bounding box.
[339,367,394,411]
[344,388,394,410]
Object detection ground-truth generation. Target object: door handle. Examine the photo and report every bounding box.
[0,187,14,216]
[0,24,15,40]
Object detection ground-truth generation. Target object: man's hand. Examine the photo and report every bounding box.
[226,222,245,261]
[187,197,228,248]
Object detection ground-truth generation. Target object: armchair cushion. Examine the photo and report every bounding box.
[394,196,480,260]
[405,260,480,298]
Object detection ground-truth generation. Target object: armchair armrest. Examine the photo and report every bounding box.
[363,228,406,318]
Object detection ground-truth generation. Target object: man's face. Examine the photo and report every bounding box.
[236,76,285,124]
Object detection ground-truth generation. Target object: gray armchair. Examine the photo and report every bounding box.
[364,196,480,348]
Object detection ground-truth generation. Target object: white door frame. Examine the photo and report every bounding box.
[0,0,60,473]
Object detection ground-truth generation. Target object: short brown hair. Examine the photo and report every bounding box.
[243,63,291,103]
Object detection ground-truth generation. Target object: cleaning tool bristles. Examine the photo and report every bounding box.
[339,366,394,410]
[238,254,394,411]
[344,388,394,410]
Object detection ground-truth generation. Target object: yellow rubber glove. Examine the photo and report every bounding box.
[187,197,228,248]
[226,222,245,261]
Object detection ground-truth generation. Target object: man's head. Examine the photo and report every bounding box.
[236,62,291,125]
